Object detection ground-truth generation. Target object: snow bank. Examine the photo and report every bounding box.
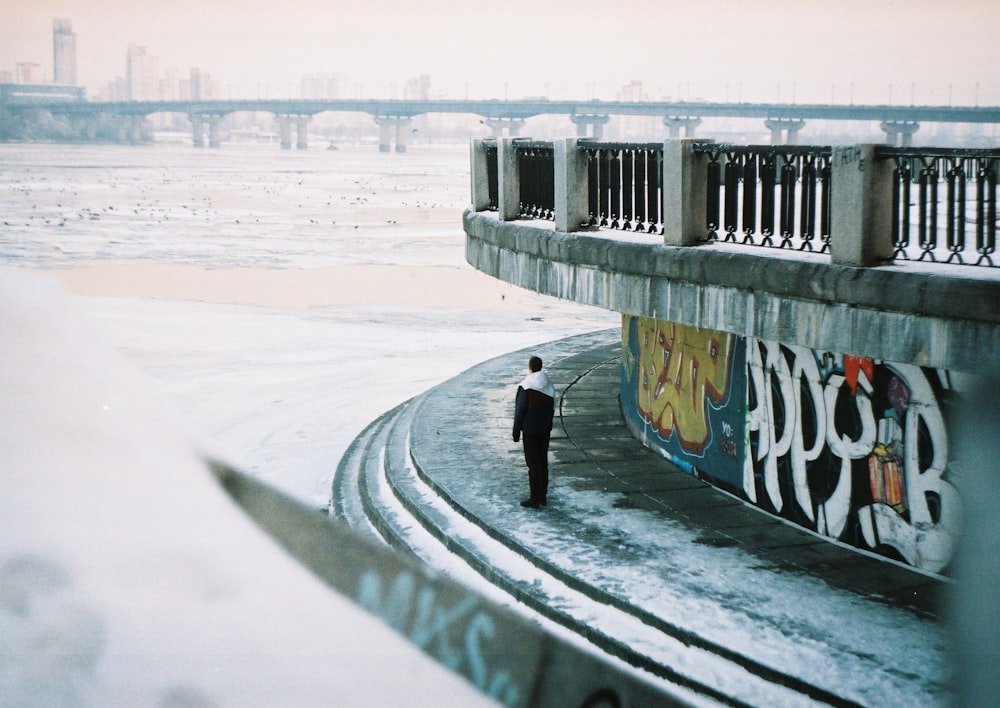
[0,268,495,706]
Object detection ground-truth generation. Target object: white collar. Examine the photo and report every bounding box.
[519,370,555,398]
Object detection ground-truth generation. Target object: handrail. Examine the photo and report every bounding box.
[692,143,833,252]
[471,138,1000,268]
[875,146,999,266]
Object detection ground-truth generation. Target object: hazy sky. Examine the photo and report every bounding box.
[2,0,997,105]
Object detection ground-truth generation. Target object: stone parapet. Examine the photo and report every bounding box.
[464,208,1000,372]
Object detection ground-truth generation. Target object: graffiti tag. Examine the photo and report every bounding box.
[356,569,520,704]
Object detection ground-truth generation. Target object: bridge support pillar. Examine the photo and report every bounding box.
[764,118,806,144]
[375,117,393,152]
[394,117,412,152]
[484,118,525,138]
[191,115,205,147]
[277,116,293,149]
[570,114,610,139]
[71,115,98,141]
[296,115,311,149]
[662,116,702,138]
[880,120,920,147]
[208,117,222,148]
[129,117,144,144]
[373,116,413,152]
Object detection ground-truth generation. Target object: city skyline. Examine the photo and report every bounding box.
[2,0,999,106]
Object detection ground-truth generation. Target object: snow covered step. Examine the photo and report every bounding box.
[329,407,393,541]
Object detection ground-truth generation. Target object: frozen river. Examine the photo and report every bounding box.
[0,141,617,508]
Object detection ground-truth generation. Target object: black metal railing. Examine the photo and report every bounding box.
[877,147,999,266]
[484,140,499,210]
[515,141,555,219]
[583,142,664,233]
[693,143,833,253]
[475,139,999,269]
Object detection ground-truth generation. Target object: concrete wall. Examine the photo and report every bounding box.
[464,209,1000,374]
[620,314,964,574]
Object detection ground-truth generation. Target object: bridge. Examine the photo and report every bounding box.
[5,90,1000,150]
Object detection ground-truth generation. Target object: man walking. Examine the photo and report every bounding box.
[512,356,555,508]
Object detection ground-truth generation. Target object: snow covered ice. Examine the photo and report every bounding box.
[1,142,617,508]
[0,141,617,704]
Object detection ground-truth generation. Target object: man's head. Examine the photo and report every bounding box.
[528,356,543,373]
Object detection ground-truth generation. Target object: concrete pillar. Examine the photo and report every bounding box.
[497,137,521,221]
[786,120,805,144]
[208,116,222,148]
[570,114,610,139]
[191,115,205,148]
[554,138,590,233]
[374,117,393,152]
[829,145,895,266]
[296,115,310,149]
[484,118,525,138]
[394,117,412,153]
[880,120,920,147]
[129,117,143,144]
[764,118,807,144]
[469,139,492,211]
[278,116,292,149]
[663,116,702,138]
[662,139,713,246]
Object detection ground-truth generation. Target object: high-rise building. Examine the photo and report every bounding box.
[403,74,431,101]
[53,19,77,86]
[126,44,159,101]
[300,73,346,99]
[16,63,44,84]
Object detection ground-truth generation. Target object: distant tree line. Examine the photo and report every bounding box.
[0,108,152,143]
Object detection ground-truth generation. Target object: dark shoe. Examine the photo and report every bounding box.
[520,499,540,508]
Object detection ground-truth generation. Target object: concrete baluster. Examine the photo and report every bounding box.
[497,137,521,222]
[554,138,590,233]
[469,139,492,212]
[662,138,714,246]
[829,144,895,266]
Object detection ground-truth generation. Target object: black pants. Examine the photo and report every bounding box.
[522,432,550,503]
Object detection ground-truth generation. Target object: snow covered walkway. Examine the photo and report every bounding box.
[333,328,951,706]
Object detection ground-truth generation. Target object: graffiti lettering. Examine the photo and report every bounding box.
[356,569,519,704]
[635,318,734,454]
[624,315,965,573]
[833,145,864,169]
[856,363,961,573]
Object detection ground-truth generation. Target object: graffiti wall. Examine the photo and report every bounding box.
[621,315,964,575]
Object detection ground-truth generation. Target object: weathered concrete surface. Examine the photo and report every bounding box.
[464,209,1000,373]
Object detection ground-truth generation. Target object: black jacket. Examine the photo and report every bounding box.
[513,386,554,439]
